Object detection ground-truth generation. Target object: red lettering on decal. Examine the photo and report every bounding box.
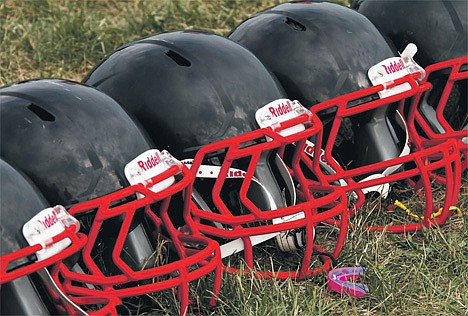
[382,59,405,75]
[269,107,276,117]
[137,153,162,172]
[305,143,314,155]
[268,100,294,117]
[38,212,58,229]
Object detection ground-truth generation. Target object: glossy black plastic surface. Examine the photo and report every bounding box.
[85,31,286,158]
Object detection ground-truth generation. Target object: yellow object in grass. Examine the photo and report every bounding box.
[394,200,461,221]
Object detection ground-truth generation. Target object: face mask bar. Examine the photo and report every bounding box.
[402,56,468,171]
[296,72,461,232]
[0,220,86,284]
[36,163,221,316]
[186,109,349,279]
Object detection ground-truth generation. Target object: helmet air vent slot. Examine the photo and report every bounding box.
[165,50,191,67]
[284,17,306,31]
[27,103,55,122]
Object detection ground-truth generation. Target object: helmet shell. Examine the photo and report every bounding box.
[229,1,398,106]
[0,159,52,315]
[84,31,286,158]
[0,79,153,206]
[0,159,49,263]
[355,0,468,66]
[355,0,468,131]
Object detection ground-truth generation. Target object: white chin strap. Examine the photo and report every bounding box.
[182,156,306,258]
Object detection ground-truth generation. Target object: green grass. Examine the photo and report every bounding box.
[1,0,467,315]
[0,0,290,84]
[206,210,468,316]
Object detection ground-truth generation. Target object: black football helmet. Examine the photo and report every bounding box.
[228,1,462,231]
[354,0,468,169]
[0,79,221,315]
[0,79,155,271]
[1,158,85,315]
[229,1,402,168]
[85,30,350,279]
[353,0,467,67]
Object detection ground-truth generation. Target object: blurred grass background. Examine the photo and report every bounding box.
[1,0,467,315]
[1,0,350,84]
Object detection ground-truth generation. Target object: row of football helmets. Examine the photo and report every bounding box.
[1,1,466,315]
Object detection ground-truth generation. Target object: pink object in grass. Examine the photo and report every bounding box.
[328,267,369,298]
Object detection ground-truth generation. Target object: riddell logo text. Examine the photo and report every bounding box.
[269,100,293,117]
[138,154,161,171]
[38,212,58,229]
[304,143,328,165]
[228,170,247,178]
[382,59,405,75]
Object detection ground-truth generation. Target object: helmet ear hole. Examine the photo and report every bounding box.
[27,103,55,122]
[284,17,306,31]
[165,50,191,67]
